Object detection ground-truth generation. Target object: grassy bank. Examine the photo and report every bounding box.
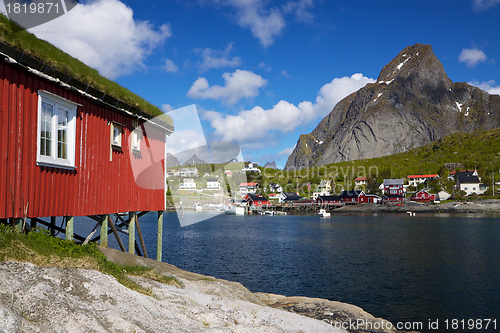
[0,225,180,295]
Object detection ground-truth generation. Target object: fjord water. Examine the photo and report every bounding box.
[75,212,500,331]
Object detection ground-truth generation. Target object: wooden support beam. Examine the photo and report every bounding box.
[28,218,85,242]
[100,215,108,247]
[135,216,148,258]
[128,212,136,254]
[157,211,163,262]
[30,218,36,229]
[65,216,74,242]
[50,217,56,237]
[108,215,126,252]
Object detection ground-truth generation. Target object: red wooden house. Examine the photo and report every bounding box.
[0,41,173,259]
[409,190,437,202]
[339,191,380,204]
[243,193,270,207]
[315,195,342,205]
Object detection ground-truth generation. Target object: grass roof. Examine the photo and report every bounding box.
[0,14,171,123]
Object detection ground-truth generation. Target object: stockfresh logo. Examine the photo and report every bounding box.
[4,0,79,30]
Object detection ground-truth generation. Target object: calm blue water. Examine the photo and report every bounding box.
[71,212,500,332]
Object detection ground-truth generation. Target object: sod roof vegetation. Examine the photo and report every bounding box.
[0,13,172,125]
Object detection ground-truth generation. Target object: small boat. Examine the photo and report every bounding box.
[318,209,331,217]
[194,203,203,211]
[406,211,416,216]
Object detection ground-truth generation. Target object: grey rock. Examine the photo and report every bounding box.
[285,43,500,169]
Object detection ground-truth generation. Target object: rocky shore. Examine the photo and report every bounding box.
[0,247,402,333]
[332,199,500,215]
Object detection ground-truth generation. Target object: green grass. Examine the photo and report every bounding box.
[0,225,181,295]
[0,14,170,122]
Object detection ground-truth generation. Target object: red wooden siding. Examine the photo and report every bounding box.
[0,61,166,219]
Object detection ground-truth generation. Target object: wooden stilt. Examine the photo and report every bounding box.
[50,217,56,236]
[157,211,163,262]
[30,218,36,229]
[108,216,126,252]
[128,212,136,254]
[135,215,148,258]
[13,218,23,233]
[65,216,74,242]
[100,215,108,247]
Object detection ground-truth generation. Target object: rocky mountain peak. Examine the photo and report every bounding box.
[285,43,500,170]
[376,43,451,90]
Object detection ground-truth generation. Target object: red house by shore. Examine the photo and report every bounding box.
[0,39,173,258]
[409,190,437,202]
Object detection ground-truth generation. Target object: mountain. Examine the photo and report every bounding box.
[263,161,278,169]
[166,153,180,167]
[182,154,207,166]
[285,43,500,170]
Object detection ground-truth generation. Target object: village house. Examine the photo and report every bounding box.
[242,163,260,173]
[239,182,260,194]
[206,178,221,190]
[315,195,342,205]
[178,167,199,177]
[179,178,197,190]
[354,177,367,186]
[243,193,271,207]
[454,170,488,195]
[408,190,437,202]
[312,180,331,200]
[279,192,301,204]
[0,37,173,259]
[384,179,406,195]
[166,169,180,178]
[407,174,439,187]
[339,191,380,204]
[268,182,283,193]
[437,190,451,201]
[268,193,280,201]
[224,170,233,177]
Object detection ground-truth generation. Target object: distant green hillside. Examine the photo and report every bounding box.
[259,128,500,194]
[0,14,169,121]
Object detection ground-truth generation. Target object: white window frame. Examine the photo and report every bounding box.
[37,90,78,169]
[132,129,142,151]
[111,122,123,148]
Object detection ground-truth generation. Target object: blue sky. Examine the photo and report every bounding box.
[3,0,500,168]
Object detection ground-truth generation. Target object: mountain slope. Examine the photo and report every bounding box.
[285,43,500,169]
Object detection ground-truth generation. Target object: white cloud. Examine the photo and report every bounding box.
[196,43,242,72]
[281,70,291,78]
[28,0,171,79]
[229,0,285,47]
[277,146,296,157]
[473,0,500,11]
[469,80,500,95]
[458,48,488,67]
[283,0,315,23]
[203,73,374,143]
[165,59,179,73]
[187,69,267,105]
[162,104,175,112]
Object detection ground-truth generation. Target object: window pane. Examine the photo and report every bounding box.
[57,108,68,159]
[41,102,53,156]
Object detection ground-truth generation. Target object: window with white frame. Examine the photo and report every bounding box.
[132,129,141,151]
[111,122,123,148]
[37,90,78,169]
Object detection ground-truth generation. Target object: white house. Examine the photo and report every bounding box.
[206,178,221,190]
[179,167,199,177]
[179,178,197,190]
[354,177,367,186]
[455,170,488,195]
[242,163,260,173]
[312,180,332,200]
[407,174,439,187]
[239,182,259,193]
